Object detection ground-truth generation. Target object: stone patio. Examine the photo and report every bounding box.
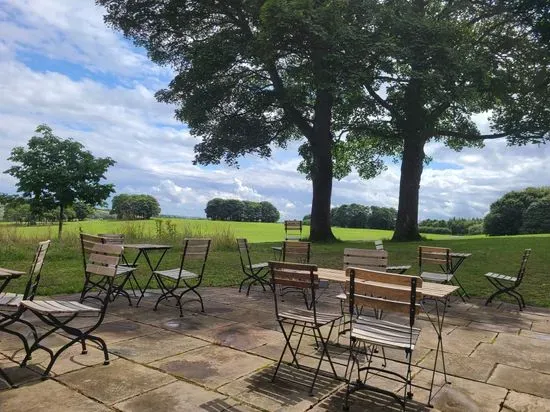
[2,284,550,411]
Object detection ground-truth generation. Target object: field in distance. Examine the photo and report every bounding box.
[0,218,477,243]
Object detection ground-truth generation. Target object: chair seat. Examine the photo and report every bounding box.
[116,266,136,276]
[351,316,420,350]
[154,268,199,280]
[278,308,342,326]
[421,271,453,283]
[485,272,517,282]
[251,262,269,270]
[336,292,346,301]
[0,292,23,308]
[21,300,100,316]
[387,265,411,273]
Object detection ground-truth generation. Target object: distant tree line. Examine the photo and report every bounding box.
[419,218,484,236]
[0,195,95,224]
[304,204,397,230]
[110,194,161,220]
[484,187,550,236]
[205,198,280,222]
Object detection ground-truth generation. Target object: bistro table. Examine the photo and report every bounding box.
[448,252,472,300]
[317,267,458,406]
[123,244,172,306]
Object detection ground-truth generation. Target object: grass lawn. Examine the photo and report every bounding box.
[0,218,470,243]
[1,221,549,307]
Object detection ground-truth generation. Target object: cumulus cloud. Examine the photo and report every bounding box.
[0,1,548,222]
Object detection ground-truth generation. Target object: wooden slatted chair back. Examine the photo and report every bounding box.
[86,243,123,278]
[418,246,451,274]
[374,240,384,250]
[236,238,252,270]
[346,267,422,325]
[178,238,212,279]
[98,233,125,245]
[516,249,531,284]
[23,240,51,300]
[284,220,303,240]
[283,241,311,263]
[269,261,319,319]
[344,248,387,272]
[80,233,105,270]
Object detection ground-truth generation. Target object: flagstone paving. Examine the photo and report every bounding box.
[2,285,550,411]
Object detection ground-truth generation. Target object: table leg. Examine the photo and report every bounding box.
[422,296,451,407]
[0,278,10,294]
[450,257,470,300]
[136,248,169,307]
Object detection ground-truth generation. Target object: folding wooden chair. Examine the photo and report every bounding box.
[98,233,140,296]
[0,240,50,387]
[79,233,137,305]
[236,238,269,296]
[151,238,211,316]
[336,249,388,337]
[485,249,531,310]
[374,240,384,250]
[344,268,422,411]
[20,242,123,378]
[269,261,342,394]
[284,220,303,240]
[418,246,453,284]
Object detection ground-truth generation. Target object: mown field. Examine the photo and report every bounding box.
[1,219,549,307]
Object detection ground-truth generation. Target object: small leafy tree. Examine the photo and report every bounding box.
[520,198,550,234]
[4,125,115,237]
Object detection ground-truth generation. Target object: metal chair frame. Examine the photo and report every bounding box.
[344,268,422,411]
[151,238,211,317]
[79,233,136,305]
[0,240,50,387]
[236,238,269,296]
[485,249,531,310]
[269,261,342,394]
[20,242,123,378]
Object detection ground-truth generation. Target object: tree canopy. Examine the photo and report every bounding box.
[97,0,386,242]
[98,0,550,242]
[111,194,161,220]
[205,198,279,222]
[484,187,550,235]
[4,125,115,237]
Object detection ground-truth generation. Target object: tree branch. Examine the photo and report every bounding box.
[364,84,397,117]
[436,130,508,140]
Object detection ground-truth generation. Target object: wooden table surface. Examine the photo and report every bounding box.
[124,244,172,250]
[317,267,458,299]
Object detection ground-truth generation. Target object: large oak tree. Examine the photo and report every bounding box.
[98,0,385,241]
[348,0,550,240]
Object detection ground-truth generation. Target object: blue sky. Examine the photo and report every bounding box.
[1,0,549,220]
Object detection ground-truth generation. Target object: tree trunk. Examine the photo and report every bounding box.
[58,204,64,239]
[392,136,426,241]
[309,90,336,242]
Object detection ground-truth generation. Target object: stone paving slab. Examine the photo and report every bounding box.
[488,364,550,398]
[2,287,550,411]
[150,344,272,389]
[0,379,111,411]
[109,330,208,363]
[502,391,550,412]
[58,358,177,404]
[113,380,230,411]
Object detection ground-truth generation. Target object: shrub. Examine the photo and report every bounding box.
[467,223,484,235]
[520,198,550,234]
[419,226,452,235]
